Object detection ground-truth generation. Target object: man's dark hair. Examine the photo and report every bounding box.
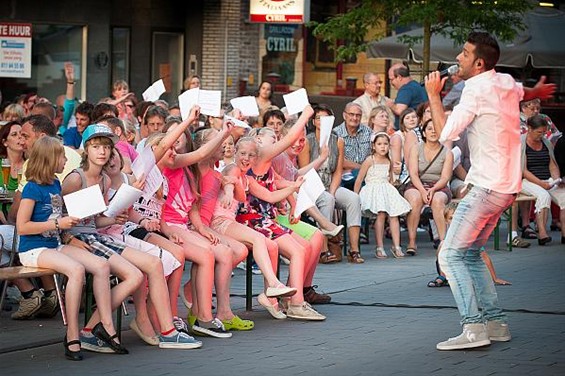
[97,115,125,134]
[313,103,334,117]
[393,64,410,78]
[76,101,94,119]
[467,32,500,71]
[143,105,168,124]
[22,114,57,137]
[527,114,548,130]
[92,103,118,122]
[31,102,56,120]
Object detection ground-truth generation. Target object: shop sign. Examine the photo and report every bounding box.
[250,0,310,24]
[0,23,32,78]
[265,24,298,52]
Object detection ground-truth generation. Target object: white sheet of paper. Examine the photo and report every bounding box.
[294,169,326,218]
[451,146,461,170]
[178,88,199,121]
[104,184,144,217]
[225,115,250,128]
[198,90,222,116]
[64,185,107,219]
[230,96,259,117]
[131,146,156,180]
[142,79,166,102]
[319,116,334,147]
[142,166,164,198]
[283,88,309,116]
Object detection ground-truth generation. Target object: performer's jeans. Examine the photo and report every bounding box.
[439,185,515,325]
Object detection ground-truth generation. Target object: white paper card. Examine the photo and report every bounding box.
[104,184,144,217]
[142,79,166,102]
[131,146,156,180]
[198,90,222,117]
[142,166,165,198]
[294,169,326,218]
[283,88,309,116]
[178,88,199,121]
[451,146,461,170]
[225,115,250,129]
[230,96,259,116]
[64,185,107,219]
[319,116,334,147]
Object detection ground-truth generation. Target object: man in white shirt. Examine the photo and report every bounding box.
[425,32,556,351]
[353,72,391,127]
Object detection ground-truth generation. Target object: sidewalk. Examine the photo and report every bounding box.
[1,226,564,375]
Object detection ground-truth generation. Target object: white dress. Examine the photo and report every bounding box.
[359,160,411,217]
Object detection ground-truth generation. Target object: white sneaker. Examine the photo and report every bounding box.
[286,302,326,321]
[437,323,491,350]
[486,321,511,342]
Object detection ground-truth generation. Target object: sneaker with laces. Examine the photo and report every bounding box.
[159,331,202,349]
[11,290,43,320]
[192,318,232,338]
[80,332,115,353]
[173,316,190,334]
[303,286,331,305]
[486,321,511,342]
[35,292,59,318]
[286,302,326,321]
[436,323,491,350]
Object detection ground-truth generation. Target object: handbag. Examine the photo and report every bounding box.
[395,145,444,195]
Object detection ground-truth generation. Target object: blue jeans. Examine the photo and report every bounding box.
[439,186,515,325]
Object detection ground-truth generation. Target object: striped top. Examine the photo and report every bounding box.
[525,142,550,180]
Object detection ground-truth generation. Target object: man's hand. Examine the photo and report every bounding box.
[424,71,448,98]
[530,76,556,101]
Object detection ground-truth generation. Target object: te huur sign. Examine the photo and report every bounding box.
[250,0,310,24]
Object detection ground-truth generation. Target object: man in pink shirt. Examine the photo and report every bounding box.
[425,32,556,351]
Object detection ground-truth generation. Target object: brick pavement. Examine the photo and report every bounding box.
[1,228,564,376]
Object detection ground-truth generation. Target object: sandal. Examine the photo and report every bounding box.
[405,247,417,256]
[319,250,339,264]
[391,246,405,258]
[521,225,537,239]
[375,247,387,259]
[221,315,254,331]
[347,250,365,264]
[427,275,449,287]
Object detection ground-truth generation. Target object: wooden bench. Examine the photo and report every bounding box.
[0,266,67,325]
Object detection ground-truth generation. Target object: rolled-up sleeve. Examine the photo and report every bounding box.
[440,87,478,143]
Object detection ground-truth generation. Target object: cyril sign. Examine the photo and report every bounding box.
[250,0,310,24]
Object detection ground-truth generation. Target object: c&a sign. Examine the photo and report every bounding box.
[250,0,310,24]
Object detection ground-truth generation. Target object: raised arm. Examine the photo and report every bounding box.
[172,118,232,168]
[153,106,200,162]
[259,105,314,163]
[523,76,556,101]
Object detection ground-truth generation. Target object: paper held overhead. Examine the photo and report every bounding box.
[230,96,259,117]
[63,185,107,219]
[224,115,250,128]
[142,79,166,102]
[319,115,334,147]
[178,88,222,120]
[283,88,309,116]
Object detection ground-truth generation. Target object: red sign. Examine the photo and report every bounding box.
[0,23,32,38]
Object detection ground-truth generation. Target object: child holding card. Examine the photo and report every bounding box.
[16,137,116,361]
[62,124,201,351]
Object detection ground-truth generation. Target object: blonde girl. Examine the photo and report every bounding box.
[17,137,115,360]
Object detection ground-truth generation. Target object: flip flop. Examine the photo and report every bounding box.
[406,247,417,256]
[221,315,254,331]
[427,276,448,287]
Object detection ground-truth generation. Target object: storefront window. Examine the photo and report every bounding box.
[151,32,184,104]
[0,24,86,104]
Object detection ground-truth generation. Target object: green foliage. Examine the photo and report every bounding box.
[310,0,533,65]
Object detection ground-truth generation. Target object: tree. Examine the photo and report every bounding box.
[311,0,533,73]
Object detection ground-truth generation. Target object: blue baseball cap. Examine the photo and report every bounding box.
[82,124,119,146]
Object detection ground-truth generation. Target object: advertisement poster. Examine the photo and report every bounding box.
[250,0,310,24]
[0,23,32,78]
